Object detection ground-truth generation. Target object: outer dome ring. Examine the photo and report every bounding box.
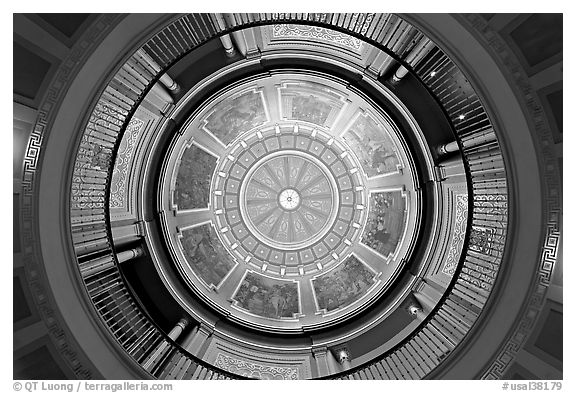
[154,68,425,336]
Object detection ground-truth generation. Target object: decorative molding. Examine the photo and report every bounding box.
[20,14,126,379]
[260,25,367,65]
[460,14,562,380]
[272,14,374,52]
[273,24,363,51]
[110,117,145,209]
[215,352,299,380]
[442,194,468,275]
[206,337,312,378]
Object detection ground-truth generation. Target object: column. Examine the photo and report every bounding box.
[159,74,179,92]
[436,141,459,156]
[117,246,145,263]
[167,318,190,341]
[241,28,260,58]
[381,27,418,78]
[312,346,331,377]
[221,14,260,58]
[391,38,435,83]
[136,48,180,92]
[79,246,144,278]
[219,35,235,56]
[215,13,236,57]
[142,318,190,371]
[230,30,248,57]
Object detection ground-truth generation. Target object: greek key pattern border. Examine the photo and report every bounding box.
[461,14,562,380]
[19,14,125,379]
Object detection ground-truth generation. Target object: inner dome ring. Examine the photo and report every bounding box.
[237,149,340,251]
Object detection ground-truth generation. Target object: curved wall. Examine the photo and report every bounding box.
[404,14,562,379]
[15,14,176,379]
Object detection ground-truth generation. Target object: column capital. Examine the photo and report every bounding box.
[182,322,213,355]
[196,322,214,336]
[136,220,146,237]
[311,345,329,356]
[437,140,460,156]
[116,246,144,264]
[176,317,190,330]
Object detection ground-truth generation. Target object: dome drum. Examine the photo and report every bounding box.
[155,69,428,335]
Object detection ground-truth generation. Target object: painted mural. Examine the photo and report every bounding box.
[290,94,332,125]
[342,114,401,177]
[233,273,299,319]
[180,224,236,287]
[313,255,376,312]
[362,191,406,257]
[281,83,344,127]
[203,90,267,146]
[174,145,217,210]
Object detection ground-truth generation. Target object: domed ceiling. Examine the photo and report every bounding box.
[159,72,420,332]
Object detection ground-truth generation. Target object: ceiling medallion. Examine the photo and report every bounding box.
[278,188,301,211]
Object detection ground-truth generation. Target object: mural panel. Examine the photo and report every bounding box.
[280,82,344,127]
[174,145,217,210]
[362,191,406,257]
[180,224,236,287]
[313,255,376,312]
[203,90,267,146]
[290,94,332,125]
[233,273,299,319]
[342,114,401,176]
